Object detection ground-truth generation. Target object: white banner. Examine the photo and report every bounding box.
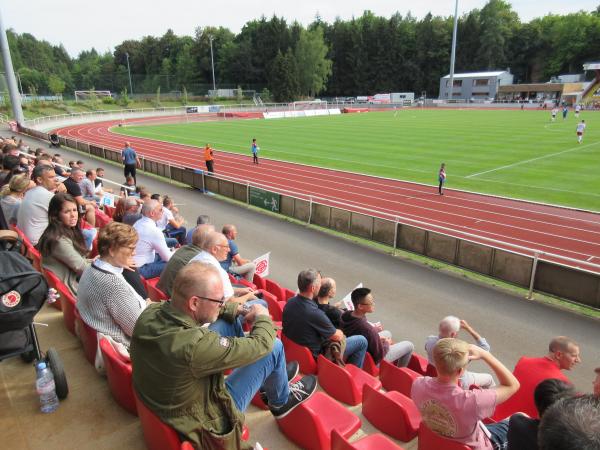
[341,282,363,311]
[101,193,116,208]
[253,252,271,278]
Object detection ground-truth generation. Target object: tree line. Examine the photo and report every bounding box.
[3,1,600,102]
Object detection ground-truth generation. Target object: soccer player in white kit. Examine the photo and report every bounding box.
[575,104,581,118]
[551,108,558,122]
[576,120,586,144]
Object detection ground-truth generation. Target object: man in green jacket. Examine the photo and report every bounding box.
[131,262,317,449]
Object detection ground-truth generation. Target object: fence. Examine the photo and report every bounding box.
[18,119,600,310]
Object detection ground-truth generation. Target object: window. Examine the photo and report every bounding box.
[473,79,489,86]
[446,79,463,87]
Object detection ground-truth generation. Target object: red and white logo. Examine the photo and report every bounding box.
[253,252,271,278]
[1,290,21,308]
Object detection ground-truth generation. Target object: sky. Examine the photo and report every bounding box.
[1,0,597,57]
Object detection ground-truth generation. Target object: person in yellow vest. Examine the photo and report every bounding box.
[204,143,215,173]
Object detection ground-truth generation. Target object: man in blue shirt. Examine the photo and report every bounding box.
[122,141,141,183]
[220,224,256,282]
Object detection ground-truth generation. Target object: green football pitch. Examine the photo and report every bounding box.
[114,109,600,211]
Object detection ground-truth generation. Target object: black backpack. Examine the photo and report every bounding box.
[0,251,48,332]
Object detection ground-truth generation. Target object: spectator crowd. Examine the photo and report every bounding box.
[1,136,598,450]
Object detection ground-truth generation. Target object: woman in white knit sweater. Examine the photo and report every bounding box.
[77,222,151,348]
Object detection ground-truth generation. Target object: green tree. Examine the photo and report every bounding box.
[269,50,299,102]
[48,74,66,96]
[477,0,520,69]
[294,26,332,97]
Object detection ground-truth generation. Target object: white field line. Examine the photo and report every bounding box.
[466,140,600,178]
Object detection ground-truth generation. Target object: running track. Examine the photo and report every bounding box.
[56,115,600,274]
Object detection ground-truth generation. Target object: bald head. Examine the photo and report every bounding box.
[141,199,160,217]
[548,336,581,371]
[202,231,227,252]
[192,224,215,247]
[171,262,224,324]
[317,277,336,300]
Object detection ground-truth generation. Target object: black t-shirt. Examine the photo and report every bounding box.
[316,302,343,328]
[63,177,82,198]
[507,414,539,450]
[282,295,336,357]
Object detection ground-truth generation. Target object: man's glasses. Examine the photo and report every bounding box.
[196,295,226,306]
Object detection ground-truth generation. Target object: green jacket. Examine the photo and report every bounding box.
[156,244,202,297]
[130,301,276,450]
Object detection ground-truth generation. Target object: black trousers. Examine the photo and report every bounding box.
[206,160,214,173]
[124,163,137,183]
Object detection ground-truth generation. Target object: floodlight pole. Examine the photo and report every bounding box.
[447,0,459,102]
[125,52,134,95]
[0,8,25,124]
[209,36,216,92]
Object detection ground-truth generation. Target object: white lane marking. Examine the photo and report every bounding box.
[466,140,600,178]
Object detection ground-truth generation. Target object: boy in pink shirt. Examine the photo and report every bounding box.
[411,338,520,449]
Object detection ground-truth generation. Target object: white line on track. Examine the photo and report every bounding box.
[466,140,600,178]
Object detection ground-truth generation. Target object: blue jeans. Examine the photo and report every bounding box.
[209,317,289,410]
[165,224,186,244]
[345,335,368,368]
[138,254,167,279]
[486,419,510,450]
[164,237,178,248]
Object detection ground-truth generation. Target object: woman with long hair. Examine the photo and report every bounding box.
[38,193,91,296]
[0,173,32,225]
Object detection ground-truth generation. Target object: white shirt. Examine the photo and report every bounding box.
[133,216,172,266]
[576,123,586,133]
[189,250,234,298]
[155,206,174,231]
[16,186,54,245]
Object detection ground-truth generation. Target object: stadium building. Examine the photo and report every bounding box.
[438,70,514,100]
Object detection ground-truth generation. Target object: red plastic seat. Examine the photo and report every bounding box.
[260,289,284,321]
[43,268,62,311]
[283,288,295,301]
[331,429,405,450]
[417,422,470,450]
[180,443,194,450]
[252,273,266,290]
[104,205,116,218]
[379,360,421,398]
[362,352,380,377]
[317,355,382,405]
[99,338,136,415]
[74,307,98,365]
[54,278,77,335]
[145,277,168,302]
[12,225,42,271]
[265,278,286,302]
[408,353,437,377]
[362,384,421,441]
[134,391,182,450]
[277,391,361,450]
[238,278,257,290]
[281,334,317,374]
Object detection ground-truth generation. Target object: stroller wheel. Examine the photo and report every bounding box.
[46,348,69,399]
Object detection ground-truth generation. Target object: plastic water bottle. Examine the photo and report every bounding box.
[36,362,59,413]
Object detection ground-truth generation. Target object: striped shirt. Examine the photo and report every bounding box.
[77,259,146,347]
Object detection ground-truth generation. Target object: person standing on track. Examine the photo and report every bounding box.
[576,120,586,144]
[204,143,215,173]
[122,142,141,184]
[438,163,446,195]
[251,138,259,164]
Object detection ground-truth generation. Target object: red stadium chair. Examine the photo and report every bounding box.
[180,443,194,450]
[238,278,257,290]
[145,277,168,302]
[99,338,136,415]
[317,355,382,406]
[74,307,98,365]
[362,352,380,377]
[283,288,295,302]
[417,422,470,450]
[362,384,421,442]
[260,289,284,321]
[134,391,182,450]
[277,392,361,450]
[252,273,266,290]
[408,352,437,377]
[379,360,421,398]
[265,278,286,303]
[43,268,62,311]
[281,334,317,375]
[103,205,116,218]
[54,277,77,335]
[11,225,42,271]
[331,429,405,450]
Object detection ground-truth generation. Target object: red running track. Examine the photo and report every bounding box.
[56,116,600,274]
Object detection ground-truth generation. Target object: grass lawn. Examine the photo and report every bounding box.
[114,108,600,211]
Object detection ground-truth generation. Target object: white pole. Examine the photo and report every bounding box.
[209,36,216,92]
[126,52,134,95]
[0,8,25,124]
[447,0,459,102]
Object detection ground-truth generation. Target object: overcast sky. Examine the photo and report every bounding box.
[1,1,597,57]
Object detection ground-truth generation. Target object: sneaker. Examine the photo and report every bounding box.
[270,375,318,418]
[259,361,299,403]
